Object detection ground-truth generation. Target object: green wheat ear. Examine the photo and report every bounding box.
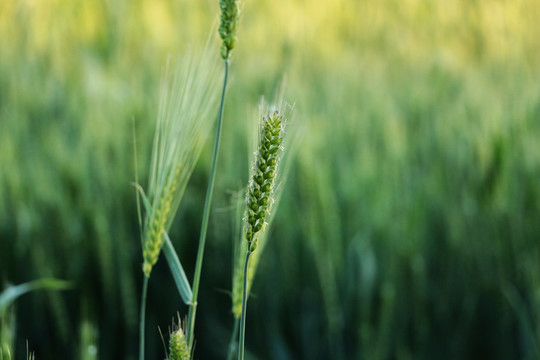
[140,38,221,278]
[244,111,285,252]
[231,96,297,319]
[169,326,189,360]
[219,0,240,59]
[236,106,290,360]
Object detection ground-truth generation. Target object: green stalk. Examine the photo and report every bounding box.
[238,250,252,360]
[227,317,240,360]
[139,276,149,360]
[186,58,230,349]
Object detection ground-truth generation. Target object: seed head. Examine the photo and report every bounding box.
[244,112,284,252]
[140,40,221,277]
[142,173,178,276]
[169,327,189,360]
[219,0,240,59]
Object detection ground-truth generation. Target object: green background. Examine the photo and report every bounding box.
[1,0,539,359]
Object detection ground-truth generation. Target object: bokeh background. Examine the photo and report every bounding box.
[1,0,540,359]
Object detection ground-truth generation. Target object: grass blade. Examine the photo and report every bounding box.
[0,278,73,318]
[163,231,193,305]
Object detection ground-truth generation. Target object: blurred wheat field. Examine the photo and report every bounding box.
[1,0,540,359]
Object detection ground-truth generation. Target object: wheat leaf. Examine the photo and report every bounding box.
[162,231,193,304]
[133,183,152,216]
[0,278,73,318]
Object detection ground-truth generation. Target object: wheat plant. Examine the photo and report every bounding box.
[225,97,296,359]
[136,38,221,360]
[185,0,241,351]
[236,108,288,360]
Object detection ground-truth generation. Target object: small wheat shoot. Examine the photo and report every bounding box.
[136,38,221,360]
[237,109,288,360]
[168,321,190,360]
[26,342,35,360]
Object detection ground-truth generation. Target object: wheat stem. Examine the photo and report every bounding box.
[186,58,230,349]
[238,250,252,360]
[139,276,149,360]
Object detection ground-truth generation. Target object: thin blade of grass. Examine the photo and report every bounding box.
[133,183,152,216]
[163,231,193,305]
[132,118,144,245]
[0,279,73,318]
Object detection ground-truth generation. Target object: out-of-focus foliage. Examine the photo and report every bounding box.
[1,0,539,359]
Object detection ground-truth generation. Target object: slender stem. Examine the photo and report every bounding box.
[227,317,240,360]
[139,276,149,360]
[238,250,252,360]
[186,59,230,349]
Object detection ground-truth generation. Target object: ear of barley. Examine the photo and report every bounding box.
[141,38,221,278]
[219,0,240,59]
